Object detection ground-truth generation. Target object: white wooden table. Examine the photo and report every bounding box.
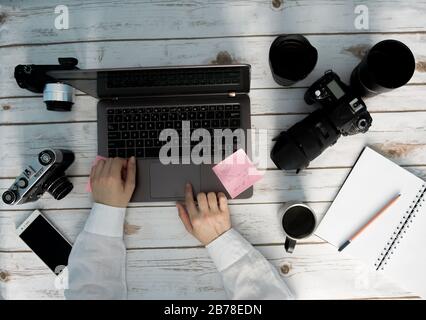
[0,0,425,300]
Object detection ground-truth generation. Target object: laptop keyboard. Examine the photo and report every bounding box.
[106,104,242,159]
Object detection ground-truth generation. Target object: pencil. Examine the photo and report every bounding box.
[338,193,401,252]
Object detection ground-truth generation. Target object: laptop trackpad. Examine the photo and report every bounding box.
[150,164,201,199]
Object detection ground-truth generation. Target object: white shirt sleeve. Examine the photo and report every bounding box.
[206,228,294,300]
[64,203,127,300]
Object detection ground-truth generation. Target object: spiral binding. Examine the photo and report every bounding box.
[375,184,426,271]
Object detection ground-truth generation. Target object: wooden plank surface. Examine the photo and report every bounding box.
[2,85,426,124]
[0,111,425,178]
[1,33,426,99]
[0,244,419,300]
[0,0,425,47]
[1,0,425,300]
[1,166,425,211]
[0,203,330,251]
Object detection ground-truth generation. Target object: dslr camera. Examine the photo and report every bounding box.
[14,57,79,111]
[271,71,372,171]
[2,149,75,205]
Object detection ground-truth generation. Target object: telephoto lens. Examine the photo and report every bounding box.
[269,34,318,86]
[351,39,415,97]
[270,109,340,171]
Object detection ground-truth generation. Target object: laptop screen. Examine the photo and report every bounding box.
[48,65,250,98]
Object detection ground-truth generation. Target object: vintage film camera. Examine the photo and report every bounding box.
[14,57,79,111]
[2,149,75,205]
[271,71,372,171]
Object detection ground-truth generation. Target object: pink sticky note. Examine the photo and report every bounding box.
[212,149,263,199]
[85,155,107,192]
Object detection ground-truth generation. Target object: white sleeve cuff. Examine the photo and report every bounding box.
[84,203,126,238]
[206,228,253,272]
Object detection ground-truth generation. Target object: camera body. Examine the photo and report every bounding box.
[271,71,372,171]
[14,58,79,111]
[2,149,75,205]
[304,71,372,136]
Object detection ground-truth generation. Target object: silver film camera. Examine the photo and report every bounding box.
[2,149,75,205]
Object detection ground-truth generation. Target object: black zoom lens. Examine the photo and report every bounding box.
[350,39,415,97]
[47,174,73,200]
[2,190,17,205]
[271,109,340,171]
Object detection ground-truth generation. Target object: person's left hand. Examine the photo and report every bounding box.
[90,157,136,208]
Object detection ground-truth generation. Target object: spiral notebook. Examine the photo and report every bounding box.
[316,147,426,297]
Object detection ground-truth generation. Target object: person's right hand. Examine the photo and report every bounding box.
[90,157,136,208]
[176,183,231,246]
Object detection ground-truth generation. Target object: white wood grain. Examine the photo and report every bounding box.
[0,244,418,300]
[1,166,425,211]
[0,202,332,251]
[1,0,425,301]
[2,85,426,124]
[1,34,425,98]
[0,111,425,177]
[1,0,425,47]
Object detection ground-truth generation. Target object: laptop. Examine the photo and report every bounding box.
[48,64,253,202]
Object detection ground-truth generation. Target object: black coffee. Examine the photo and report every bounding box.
[282,206,315,239]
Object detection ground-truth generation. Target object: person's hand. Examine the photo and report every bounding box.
[90,157,136,208]
[176,183,231,246]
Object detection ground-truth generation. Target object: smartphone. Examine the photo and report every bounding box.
[16,210,72,275]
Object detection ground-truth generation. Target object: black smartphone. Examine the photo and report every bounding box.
[16,210,72,275]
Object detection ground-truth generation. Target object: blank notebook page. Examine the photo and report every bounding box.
[316,147,426,297]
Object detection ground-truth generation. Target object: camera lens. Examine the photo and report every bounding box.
[271,109,340,171]
[271,133,310,170]
[2,190,17,205]
[351,40,415,97]
[47,174,73,200]
[38,150,55,165]
[269,35,318,86]
[43,83,75,112]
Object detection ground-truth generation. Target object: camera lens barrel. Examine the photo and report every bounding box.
[351,40,415,98]
[47,174,73,200]
[43,83,75,111]
[269,34,318,86]
[271,110,340,171]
